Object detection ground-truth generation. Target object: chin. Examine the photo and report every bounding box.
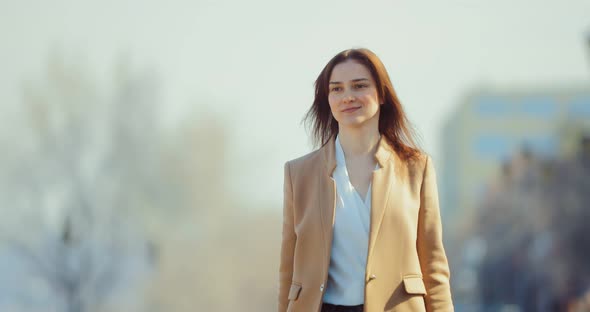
[337,112,379,129]
[338,117,368,129]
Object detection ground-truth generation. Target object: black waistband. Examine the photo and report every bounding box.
[321,303,364,312]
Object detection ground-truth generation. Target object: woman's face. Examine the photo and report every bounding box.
[328,60,381,130]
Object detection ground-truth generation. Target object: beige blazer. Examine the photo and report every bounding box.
[279,136,453,312]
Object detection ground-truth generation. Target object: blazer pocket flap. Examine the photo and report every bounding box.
[287,283,302,300]
[403,276,427,295]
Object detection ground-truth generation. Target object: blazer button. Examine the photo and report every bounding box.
[320,284,324,292]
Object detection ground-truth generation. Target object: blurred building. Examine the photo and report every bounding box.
[439,86,590,226]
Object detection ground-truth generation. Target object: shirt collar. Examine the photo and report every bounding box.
[335,135,346,167]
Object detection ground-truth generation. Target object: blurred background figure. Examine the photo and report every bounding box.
[0,1,588,312]
[443,92,590,311]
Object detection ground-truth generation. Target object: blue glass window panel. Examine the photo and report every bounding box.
[520,97,557,118]
[568,96,590,117]
[474,96,512,116]
[520,136,558,157]
[474,135,513,159]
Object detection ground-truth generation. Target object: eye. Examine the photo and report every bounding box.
[354,84,368,89]
[330,86,342,92]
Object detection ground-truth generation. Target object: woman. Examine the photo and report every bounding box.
[279,48,453,312]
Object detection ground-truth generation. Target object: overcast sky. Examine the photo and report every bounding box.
[1,0,589,206]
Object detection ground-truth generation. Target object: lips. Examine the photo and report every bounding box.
[342,106,361,113]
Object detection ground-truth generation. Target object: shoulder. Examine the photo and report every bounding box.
[400,149,431,172]
[284,147,325,179]
[285,148,323,171]
[396,150,437,187]
[382,137,430,174]
[410,152,438,184]
[416,152,432,170]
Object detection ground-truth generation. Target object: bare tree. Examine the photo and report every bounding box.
[0,53,170,312]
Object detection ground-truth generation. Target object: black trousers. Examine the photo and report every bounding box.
[321,303,364,312]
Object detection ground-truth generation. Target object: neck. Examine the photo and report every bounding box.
[338,125,381,159]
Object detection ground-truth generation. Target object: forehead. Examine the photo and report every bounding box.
[329,60,373,82]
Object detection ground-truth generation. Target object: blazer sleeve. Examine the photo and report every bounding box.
[417,156,454,311]
[278,161,296,312]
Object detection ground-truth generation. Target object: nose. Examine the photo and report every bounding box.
[343,93,355,103]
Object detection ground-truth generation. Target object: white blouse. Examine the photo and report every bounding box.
[323,135,381,305]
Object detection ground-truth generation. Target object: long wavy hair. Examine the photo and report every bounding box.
[303,48,422,162]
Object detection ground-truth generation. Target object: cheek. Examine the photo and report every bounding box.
[360,94,379,106]
[328,95,339,110]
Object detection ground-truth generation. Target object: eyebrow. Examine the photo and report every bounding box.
[329,78,370,84]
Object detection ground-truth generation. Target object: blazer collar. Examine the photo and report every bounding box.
[322,134,396,175]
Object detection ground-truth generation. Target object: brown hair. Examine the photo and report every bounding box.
[303,48,422,162]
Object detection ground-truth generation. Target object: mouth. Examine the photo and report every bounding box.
[342,106,361,113]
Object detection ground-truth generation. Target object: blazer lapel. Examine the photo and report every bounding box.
[366,137,400,276]
[319,137,337,266]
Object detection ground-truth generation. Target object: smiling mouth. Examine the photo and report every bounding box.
[342,106,361,113]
